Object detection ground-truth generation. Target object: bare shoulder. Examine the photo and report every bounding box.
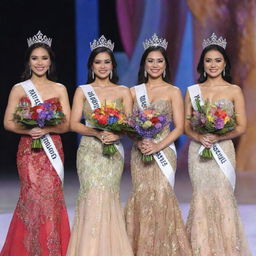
[117,85,131,95]
[227,84,243,96]
[10,83,26,97]
[164,83,182,96]
[53,82,67,91]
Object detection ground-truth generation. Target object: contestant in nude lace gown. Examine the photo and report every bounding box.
[1,32,70,256]
[125,34,192,256]
[185,34,251,256]
[67,36,133,256]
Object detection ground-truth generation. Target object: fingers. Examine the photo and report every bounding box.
[100,132,119,144]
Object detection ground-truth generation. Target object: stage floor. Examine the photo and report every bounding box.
[1,167,256,254]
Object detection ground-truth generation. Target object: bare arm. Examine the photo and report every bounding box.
[184,89,200,141]
[121,86,133,116]
[4,85,32,135]
[70,87,102,138]
[209,86,247,143]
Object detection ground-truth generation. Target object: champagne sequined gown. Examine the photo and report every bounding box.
[125,100,192,256]
[186,99,251,256]
[67,100,133,256]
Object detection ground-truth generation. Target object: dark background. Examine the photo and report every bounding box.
[0,0,123,173]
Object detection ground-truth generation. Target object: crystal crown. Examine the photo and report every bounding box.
[27,31,52,47]
[143,33,168,50]
[90,35,114,51]
[202,33,227,49]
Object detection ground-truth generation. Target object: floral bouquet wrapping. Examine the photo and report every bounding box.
[127,108,170,162]
[188,98,236,158]
[13,97,65,149]
[86,102,131,156]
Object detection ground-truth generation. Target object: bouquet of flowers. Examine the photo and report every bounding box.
[127,108,170,162]
[13,97,65,149]
[189,98,236,158]
[86,102,131,156]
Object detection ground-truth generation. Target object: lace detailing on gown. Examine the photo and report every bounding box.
[125,100,192,256]
[186,99,252,256]
[67,99,133,256]
[0,97,70,256]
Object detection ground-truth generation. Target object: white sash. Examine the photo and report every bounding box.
[134,84,176,188]
[80,84,124,159]
[19,80,64,184]
[188,84,236,190]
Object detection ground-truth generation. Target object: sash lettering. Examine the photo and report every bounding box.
[80,84,124,159]
[188,84,236,190]
[134,83,176,188]
[19,79,64,184]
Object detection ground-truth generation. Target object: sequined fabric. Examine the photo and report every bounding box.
[186,99,252,255]
[125,100,192,256]
[67,100,133,256]
[0,99,70,256]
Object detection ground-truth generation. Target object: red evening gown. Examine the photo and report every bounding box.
[1,99,70,256]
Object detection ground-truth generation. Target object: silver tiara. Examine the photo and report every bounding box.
[202,33,227,49]
[90,35,114,51]
[143,33,168,50]
[27,31,52,47]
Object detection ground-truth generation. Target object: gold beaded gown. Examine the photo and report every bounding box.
[67,100,133,256]
[125,100,192,256]
[186,99,251,256]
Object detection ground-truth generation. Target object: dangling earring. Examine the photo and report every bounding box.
[47,69,50,75]
[223,68,226,76]
[92,71,95,79]
[144,70,147,78]
[163,69,166,78]
[203,71,206,77]
[109,71,113,80]
[29,67,32,76]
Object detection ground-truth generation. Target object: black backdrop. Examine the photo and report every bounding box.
[0,0,77,172]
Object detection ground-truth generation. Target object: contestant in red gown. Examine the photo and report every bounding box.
[1,31,70,256]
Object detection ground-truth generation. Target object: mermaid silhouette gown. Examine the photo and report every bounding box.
[125,100,192,256]
[66,99,133,256]
[0,97,70,256]
[186,99,251,255]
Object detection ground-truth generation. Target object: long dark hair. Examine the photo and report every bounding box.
[138,46,171,84]
[197,44,232,83]
[21,43,57,81]
[87,47,118,84]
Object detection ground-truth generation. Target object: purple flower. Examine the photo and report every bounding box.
[155,123,162,129]
[214,117,224,129]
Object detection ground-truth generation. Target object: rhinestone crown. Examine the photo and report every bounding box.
[202,33,227,49]
[143,33,168,50]
[90,35,114,51]
[27,31,52,47]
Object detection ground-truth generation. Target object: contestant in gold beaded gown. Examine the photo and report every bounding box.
[67,100,133,256]
[126,101,192,256]
[67,38,133,256]
[185,37,251,255]
[125,37,192,256]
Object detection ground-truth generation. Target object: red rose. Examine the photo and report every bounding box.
[150,117,159,124]
[98,116,108,125]
[215,109,227,119]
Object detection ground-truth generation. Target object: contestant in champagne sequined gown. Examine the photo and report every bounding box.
[125,100,192,256]
[186,99,251,256]
[67,99,133,256]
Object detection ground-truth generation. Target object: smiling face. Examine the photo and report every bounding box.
[144,50,166,79]
[92,52,113,80]
[29,47,51,77]
[204,49,226,78]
